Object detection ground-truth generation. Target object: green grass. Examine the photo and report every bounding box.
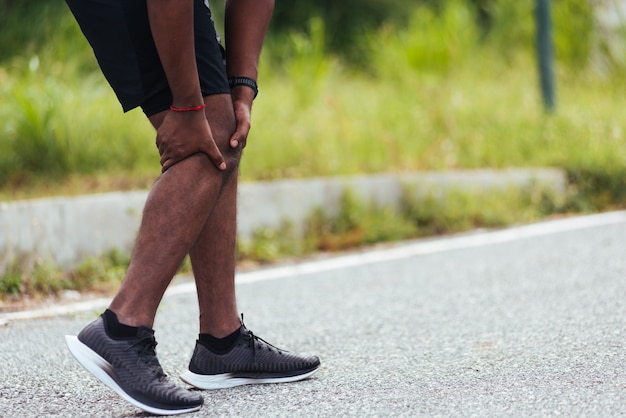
[3,49,625,196]
[245,53,626,199]
[0,249,129,300]
[1,2,624,196]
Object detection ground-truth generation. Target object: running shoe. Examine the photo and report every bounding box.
[180,323,321,390]
[65,315,203,415]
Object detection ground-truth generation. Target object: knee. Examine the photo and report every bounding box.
[186,150,238,178]
[221,145,242,175]
[182,147,239,187]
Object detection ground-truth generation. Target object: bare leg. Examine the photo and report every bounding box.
[190,161,241,337]
[109,94,238,328]
[189,96,242,337]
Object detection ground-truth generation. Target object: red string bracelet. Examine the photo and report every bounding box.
[169,103,206,112]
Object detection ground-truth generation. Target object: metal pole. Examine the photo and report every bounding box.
[536,0,556,112]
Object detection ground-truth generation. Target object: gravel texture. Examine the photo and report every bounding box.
[0,218,624,417]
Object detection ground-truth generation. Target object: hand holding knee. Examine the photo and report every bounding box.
[156,110,226,172]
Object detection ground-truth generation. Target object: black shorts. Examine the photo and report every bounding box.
[66,0,230,116]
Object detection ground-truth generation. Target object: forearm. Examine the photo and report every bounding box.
[224,0,274,80]
[147,0,204,107]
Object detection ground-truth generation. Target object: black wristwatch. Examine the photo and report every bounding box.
[228,76,258,99]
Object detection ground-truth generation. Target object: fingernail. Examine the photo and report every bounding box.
[219,162,226,170]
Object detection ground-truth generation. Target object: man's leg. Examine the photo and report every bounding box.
[108,93,238,328]
[66,122,236,413]
[181,180,323,390]
[189,165,241,337]
[65,93,237,415]
[178,97,322,389]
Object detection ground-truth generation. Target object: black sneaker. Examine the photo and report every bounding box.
[180,323,321,390]
[65,315,203,415]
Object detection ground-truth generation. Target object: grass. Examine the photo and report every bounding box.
[4,51,624,200]
[0,2,624,191]
[1,0,625,299]
[0,249,129,301]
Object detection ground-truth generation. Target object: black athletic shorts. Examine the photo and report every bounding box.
[66,0,230,116]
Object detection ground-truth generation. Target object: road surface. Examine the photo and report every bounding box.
[1,212,625,417]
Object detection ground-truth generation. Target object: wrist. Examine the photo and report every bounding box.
[169,89,205,109]
[169,103,206,112]
[228,76,258,99]
[230,85,255,106]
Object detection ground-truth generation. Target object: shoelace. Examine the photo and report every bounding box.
[127,336,166,379]
[244,329,284,359]
[239,314,285,359]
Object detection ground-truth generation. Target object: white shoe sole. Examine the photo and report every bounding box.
[179,367,320,390]
[65,335,201,416]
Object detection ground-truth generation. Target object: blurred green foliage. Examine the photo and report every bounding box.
[1,0,624,197]
[0,248,129,298]
[1,0,602,68]
[270,0,413,63]
[0,0,96,69]
[268,0,600,70]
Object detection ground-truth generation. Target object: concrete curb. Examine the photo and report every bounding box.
[0,168,567,273]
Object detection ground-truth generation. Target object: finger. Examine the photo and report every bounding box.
[230,123,251,149]
[160,154,177,173]
[239,129,250,149]
[157,140,166,158]
[229,131,243,148]
[158,143,170,166]
[202,141,227,170]
[155,133,164,153]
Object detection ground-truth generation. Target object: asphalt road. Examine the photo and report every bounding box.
[0,212,624,417]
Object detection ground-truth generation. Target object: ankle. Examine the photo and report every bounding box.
[107,302,155,328]
[103,309,141,338]
[199,318,241,339]
[198,327,241,354]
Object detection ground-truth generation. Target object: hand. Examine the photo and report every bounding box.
[229,86,254,149]
[156,109,226,172]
